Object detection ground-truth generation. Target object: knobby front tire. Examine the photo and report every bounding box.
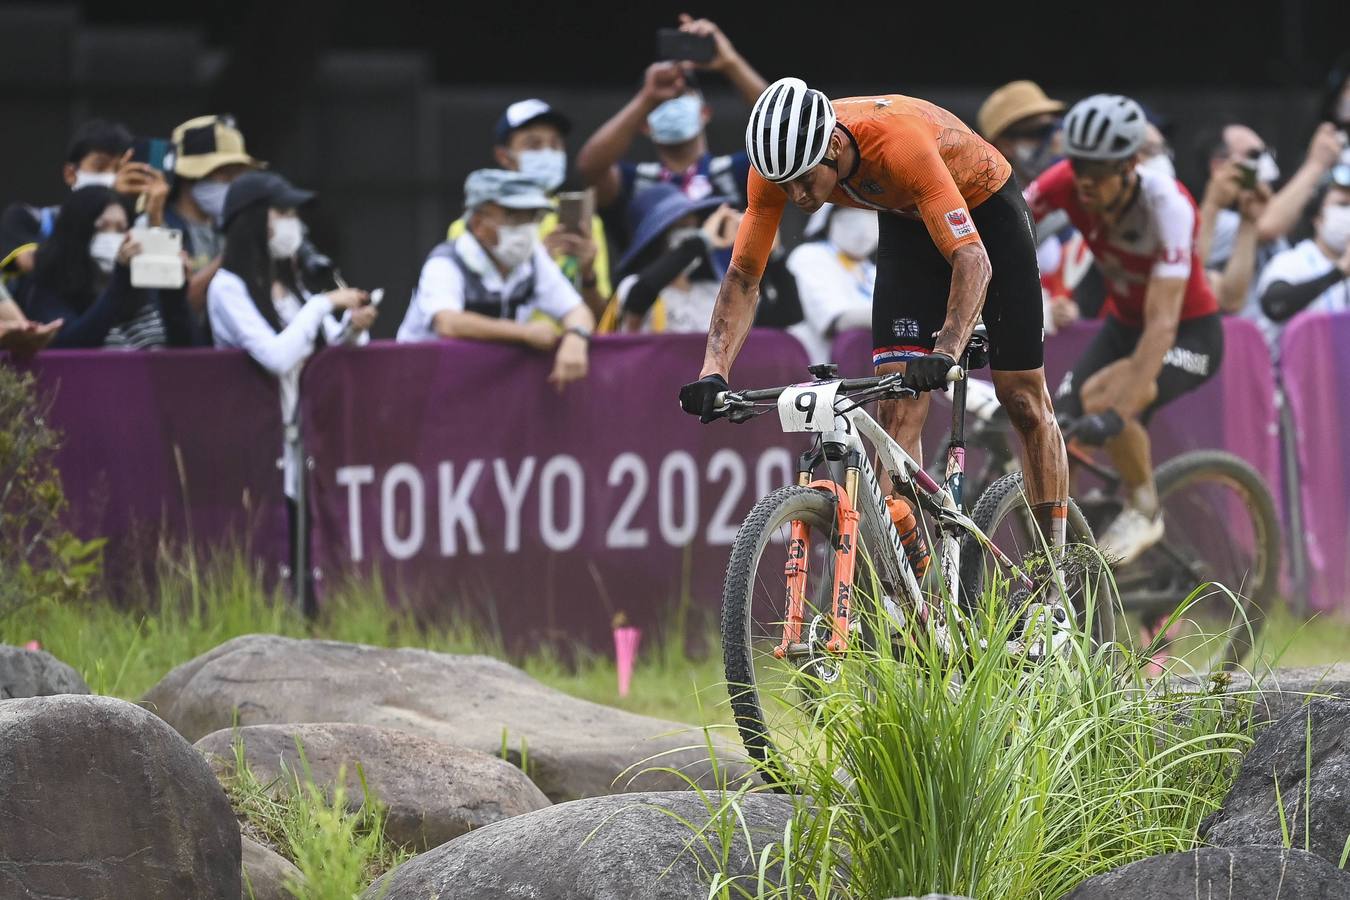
[720,483,891,790]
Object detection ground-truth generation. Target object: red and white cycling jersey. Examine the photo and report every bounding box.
[1025,159,1217,327]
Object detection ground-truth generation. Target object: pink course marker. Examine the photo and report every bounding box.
[613,626,641,697]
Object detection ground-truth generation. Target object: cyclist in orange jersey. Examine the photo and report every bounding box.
[679,77,1071,549]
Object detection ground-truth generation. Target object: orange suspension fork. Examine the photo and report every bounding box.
[774,472,813,660]
[826,467,862,653]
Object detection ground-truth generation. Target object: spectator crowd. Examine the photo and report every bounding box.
[2,19,1349,404]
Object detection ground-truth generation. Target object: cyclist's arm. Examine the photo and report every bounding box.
[888,127,991,358]
[1129,276,1187,390]
[699,172,783,378]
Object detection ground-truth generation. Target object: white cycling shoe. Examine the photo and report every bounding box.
[1012,599,1073,663]
[1097,507,1165,566]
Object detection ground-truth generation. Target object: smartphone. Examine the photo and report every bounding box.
[656,28,715,64]
[128,227,184,289]
[131,137,173,172]
[555,190,594,233]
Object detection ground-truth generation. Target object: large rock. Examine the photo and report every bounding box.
[197,722,551,849]
[1169,664,1350,730]
[0,643,89,697]
[1064,846,1350,898]
[1200,697,1350,864]
[364,791,795,899]
[242,835,302,900]
[146,634,748,801]
[0,694,241,898]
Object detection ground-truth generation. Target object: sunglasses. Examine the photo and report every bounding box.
[1068,157,1127,180]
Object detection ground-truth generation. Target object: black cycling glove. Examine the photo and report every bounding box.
[678,373,730,423]
[904,352,958,392]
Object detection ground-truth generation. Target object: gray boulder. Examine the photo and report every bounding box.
[1064,846,1350,898]
[1201,698,1350,864]
[242,836,302,900]
[198,722,551,849]
[0,694,240,898]
[146,634,748,801]
[1168,664,1350,730]
[0,643,89,697]
[364,791,795,900]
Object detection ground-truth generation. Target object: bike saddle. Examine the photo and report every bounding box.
[964,325,991,371]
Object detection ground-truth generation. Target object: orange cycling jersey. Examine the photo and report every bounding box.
[733,94,1011,276]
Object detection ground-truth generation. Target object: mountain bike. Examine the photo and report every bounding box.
[711,334,1112,787]
[936,379,1279,672]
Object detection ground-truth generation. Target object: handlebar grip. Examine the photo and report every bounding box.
[947,365,966,383]
[712,390,730,412]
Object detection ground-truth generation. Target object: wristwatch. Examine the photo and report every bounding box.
[565,325,592,343]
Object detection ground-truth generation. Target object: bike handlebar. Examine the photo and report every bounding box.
[713,365,965,413]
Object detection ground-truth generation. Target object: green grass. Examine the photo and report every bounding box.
[690,583,1264,899]
[221,732,411,899]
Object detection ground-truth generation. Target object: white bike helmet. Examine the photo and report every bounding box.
[1062,94,1146,161]
[745,77,837,183]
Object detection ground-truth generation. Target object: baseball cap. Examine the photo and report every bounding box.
[978,81,1066,143]
[464,169,553,212]
[494,99,572,146]
[172,114,264,179]
[222,171,315,228]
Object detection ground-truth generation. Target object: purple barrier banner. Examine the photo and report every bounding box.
[14,350,290,590]
[1281,312,1349,612]
[829,318,1282,503]
[301,331,812,647]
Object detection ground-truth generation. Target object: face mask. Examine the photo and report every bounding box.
[492,222,537,270]
[647,94,703,146]
[73,170,116,191]
[1136,152,1176,180]
[89,231,123,273]
[1010,139,1061,181]
[515,148,566,192]
[667,226,703,251]
[1319,205,1350,255]
[269,216,304,260]
[191,180,230,223]
[828,208,880,259]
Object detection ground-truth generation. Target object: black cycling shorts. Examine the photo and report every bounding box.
[1055,313,1224,424]
[871,177,1044,372]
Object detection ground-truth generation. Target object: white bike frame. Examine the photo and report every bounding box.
[772,377,1035,628]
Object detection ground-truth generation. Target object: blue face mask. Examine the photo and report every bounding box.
[647,94,704,146]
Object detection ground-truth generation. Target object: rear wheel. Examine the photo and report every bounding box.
[1114,451,1279,672]
[958,472,1115,647]
[720,484,895,789]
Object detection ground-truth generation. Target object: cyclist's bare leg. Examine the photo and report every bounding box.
[1081,370,1159,514]
[992,367,1069,546]
[875,361,931,465]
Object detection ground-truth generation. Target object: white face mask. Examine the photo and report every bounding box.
[89,231,123,273]
[647,94,703,145]
[73,170,116,191]
[191,180,230,223]
[1256,151,1280,185]
[1136,153,1176,181]
[269,216,304,260]
[492,222,538,270]
[828,208,880,259]
[1319,204,1350,255]
[515,148,566,192]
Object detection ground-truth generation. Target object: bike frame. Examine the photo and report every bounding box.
[769,376,1035,657]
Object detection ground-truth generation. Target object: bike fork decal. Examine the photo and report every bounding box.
[827,506,861,653]
[774,524,811,660]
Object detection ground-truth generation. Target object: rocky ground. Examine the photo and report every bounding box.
[6,636,1350,897]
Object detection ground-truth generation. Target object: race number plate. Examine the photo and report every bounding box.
[777,382,842,433]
